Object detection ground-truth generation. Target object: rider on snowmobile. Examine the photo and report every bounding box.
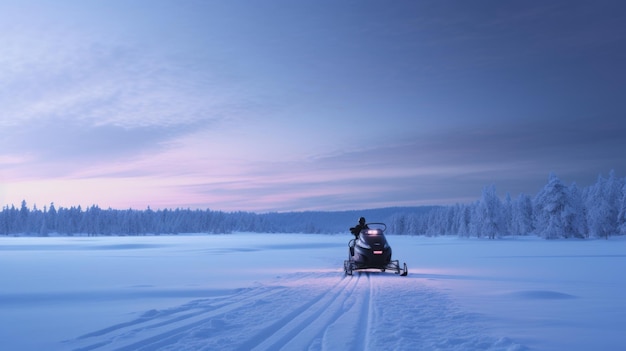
[349,217,369,239]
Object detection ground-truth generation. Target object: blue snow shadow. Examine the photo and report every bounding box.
[257,242,344,250]
[201,242,343,254]
[0,288,240,306]
[485,254,626,259]
[90,244,167,250]
[506,290,577,300]
[0,243,169,251]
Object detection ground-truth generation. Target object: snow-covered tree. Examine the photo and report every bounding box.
[502,192,513,236]
[454,203,471,237]
[533,173,581,239]
[19,200,29,233]
[388,213,407,234]
[567,183,587,238]
[425,208,444,236]
[585,171,623,239]
[471,185,504,239]
[618,183,626,235]
[511,193,533,235]
[47,202,58,233]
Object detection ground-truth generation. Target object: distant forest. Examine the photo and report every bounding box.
[2,171,625,239]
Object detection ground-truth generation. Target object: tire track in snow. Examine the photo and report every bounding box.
[66,273,318,351]
[316,271,373,351]
[63,271,526,351]
[243,271,377,351]
[362,272,373,351]
[238,273,360,351]
[68,287,286,351]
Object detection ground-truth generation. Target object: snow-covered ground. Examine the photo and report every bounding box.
[1,233,625,350]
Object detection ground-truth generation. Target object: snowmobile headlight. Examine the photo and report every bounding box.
[366,229,379,235]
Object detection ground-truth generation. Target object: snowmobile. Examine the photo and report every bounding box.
[343,222,408,276]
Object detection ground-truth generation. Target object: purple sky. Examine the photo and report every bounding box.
[1,0,625,212]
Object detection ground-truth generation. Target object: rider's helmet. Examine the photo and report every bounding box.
[359,217,366,225]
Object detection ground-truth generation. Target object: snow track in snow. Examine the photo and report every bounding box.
[64,271,524,351]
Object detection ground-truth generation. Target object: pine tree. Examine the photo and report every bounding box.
[533,173,579,239]
[618,183,626,235]
[567,183,587,238]
[511,193,533,235]
[585,171,623,239]
[454,203,471,237]
[19,200,29,234]
[472,185,504,239]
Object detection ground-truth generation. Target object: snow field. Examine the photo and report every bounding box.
[1,233,625,350]
[63,272,521,351]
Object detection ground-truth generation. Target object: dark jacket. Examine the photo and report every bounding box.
[350,223,369,238]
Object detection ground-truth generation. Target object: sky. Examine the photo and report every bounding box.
[1,0,625,213]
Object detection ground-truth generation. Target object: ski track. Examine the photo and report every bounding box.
[63,271,526,351]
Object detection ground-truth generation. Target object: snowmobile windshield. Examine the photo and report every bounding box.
[361,228,384,236]
[363,222,387,233]
[358,229,389,248]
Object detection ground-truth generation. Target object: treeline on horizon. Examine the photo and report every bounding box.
[2,171,625,239]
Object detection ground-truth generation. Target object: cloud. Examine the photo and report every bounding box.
[2,1,623,212]
[0,39,230,128]
[0,5,250,179]
[202,115,626,211]
[130,112,626,212]
[0,118,216,180]
[0,2,249,132]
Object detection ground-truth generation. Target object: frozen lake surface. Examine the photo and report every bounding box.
[1,233,625,350]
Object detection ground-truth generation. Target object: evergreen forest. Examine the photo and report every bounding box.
[2,171,625,239]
